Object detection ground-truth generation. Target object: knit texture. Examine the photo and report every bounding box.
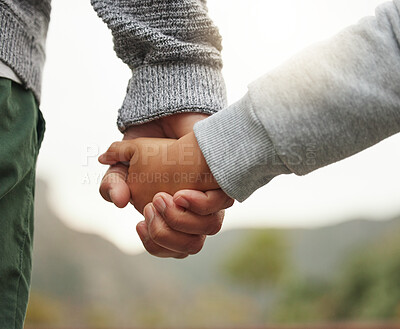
[0,0,51,102]
[194,94,290,201]
[117,63,226,131]
[0,60,22,84]
[194,0,400,202]
[0,0,226,123]
[91,0,227,131]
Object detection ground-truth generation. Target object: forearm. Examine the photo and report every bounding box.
[91,0,227,131]
[194,0,400,201]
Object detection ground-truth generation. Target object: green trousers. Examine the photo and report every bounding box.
[0,78,45,329]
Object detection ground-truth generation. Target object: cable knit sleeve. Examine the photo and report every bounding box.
[91,0,227,132]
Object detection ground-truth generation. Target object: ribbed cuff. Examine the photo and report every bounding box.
[117,63,227,132]
[0,2,47,103]
[194,94,291,202]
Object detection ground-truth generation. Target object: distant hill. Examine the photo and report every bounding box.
[28,178,400,328]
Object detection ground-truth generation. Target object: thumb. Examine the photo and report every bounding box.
[100,164,131,208]
[98,141,138,165]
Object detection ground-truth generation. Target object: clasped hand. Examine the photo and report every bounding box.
[98,114,234,258]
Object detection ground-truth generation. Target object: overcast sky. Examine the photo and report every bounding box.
[36,0,400,253]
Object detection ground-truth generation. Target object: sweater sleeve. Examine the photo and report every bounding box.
[194,0,400,202]
[91,0,227,132]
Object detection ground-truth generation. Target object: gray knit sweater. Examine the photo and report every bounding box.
[194,0,400,202]
[0,0,226,129]
[4,0,399,205]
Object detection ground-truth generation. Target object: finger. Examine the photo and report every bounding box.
[143,203,206,255]
[98,141,138,165]
[99,164,130,208]
[173,189,234,216]
[153,193,224,235]
[136,221,188,259]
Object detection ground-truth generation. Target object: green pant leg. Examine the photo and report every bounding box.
[0,79,45,329]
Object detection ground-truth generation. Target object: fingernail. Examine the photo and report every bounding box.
[144,205,155,221]
[98,154,105,162]
[153,196,166,214]
[174,196,189,209]
[136,221,149,242]
[109,189,115,202]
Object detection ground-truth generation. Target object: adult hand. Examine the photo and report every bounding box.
[137,189,234,258]
[99,113,235,258]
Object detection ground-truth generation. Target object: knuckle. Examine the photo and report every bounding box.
[148,220,166,244]
[186,236,206,255]
[206,218,223,236]
[109,141,120,150]
[203,200,215,214]
[202,209,213,216]
[196,206,212,216]
[163,210,183,231]
[154,192,167,200]
[216,210,225,221]
[225,198,235,209]
[142,241,162,257]
[206,211,224,235]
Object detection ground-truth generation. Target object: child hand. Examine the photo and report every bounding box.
[99,132,220,213]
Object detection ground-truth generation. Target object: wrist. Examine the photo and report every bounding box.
[173,132,220,190]
[161,113,210,138]
[123,112,211,140]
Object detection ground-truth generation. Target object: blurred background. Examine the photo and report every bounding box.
[27,0,400,327]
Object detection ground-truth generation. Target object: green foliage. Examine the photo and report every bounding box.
[223,230,288,287]
[272,277,334,324]
[223,227,400,324]
[274,230,400,323]
[331,230,400,321]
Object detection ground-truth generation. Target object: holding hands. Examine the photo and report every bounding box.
[98,114,234,258]
[99,132,219,213]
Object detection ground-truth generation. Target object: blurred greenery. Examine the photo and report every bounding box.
[223,230,289,287]
[331,230,400,321]
[224,229,400,324]
[26,179,400,328]
[272,277,333,323]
